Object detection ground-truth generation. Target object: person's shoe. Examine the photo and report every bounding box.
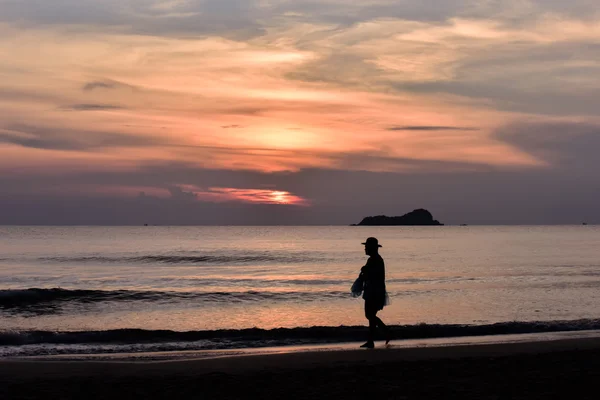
[360,341,375,349]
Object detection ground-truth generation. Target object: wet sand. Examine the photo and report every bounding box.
[2,337,600,399]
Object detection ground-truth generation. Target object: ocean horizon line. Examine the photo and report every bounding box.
[0,224,597,227]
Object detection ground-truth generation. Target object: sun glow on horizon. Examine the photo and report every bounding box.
[173,185,309,206]
[207,187,308,205]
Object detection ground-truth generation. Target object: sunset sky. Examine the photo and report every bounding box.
[1,0,599,225]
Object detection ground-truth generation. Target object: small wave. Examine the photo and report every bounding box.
[1,319,600,349]
[155,277,347,286]
[0,288,349,311]
[39,253,322,265]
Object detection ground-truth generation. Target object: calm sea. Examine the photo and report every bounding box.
[1,226,599,356]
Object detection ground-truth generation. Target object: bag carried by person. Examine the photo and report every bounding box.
[351,274,364,297]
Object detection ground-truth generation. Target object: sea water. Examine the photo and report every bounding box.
[1,226,599,356]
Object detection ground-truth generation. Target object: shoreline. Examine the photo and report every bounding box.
[4,318,600,358]
[2,329,600,367]
[4,328,600,363]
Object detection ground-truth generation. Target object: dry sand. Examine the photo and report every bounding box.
[2,337,600,399]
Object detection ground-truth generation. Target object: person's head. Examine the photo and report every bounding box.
[362,237,382,255]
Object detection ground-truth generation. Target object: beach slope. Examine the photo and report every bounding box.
[2,337,600,399]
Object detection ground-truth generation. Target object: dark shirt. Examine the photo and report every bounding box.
[361,254,386,301]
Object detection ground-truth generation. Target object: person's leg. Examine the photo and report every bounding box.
[368,315,377,342]
[362,302,377,347]
[373,315,386,329]
[368,303,391,344]
[374,314,391,344]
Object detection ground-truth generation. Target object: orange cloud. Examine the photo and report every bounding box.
[1,10,598,179]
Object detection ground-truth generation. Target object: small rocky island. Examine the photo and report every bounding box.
[354,209,443,226]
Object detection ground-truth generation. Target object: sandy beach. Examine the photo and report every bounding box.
[2,336,600,399]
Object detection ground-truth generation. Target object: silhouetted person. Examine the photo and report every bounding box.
[359,237,390,348]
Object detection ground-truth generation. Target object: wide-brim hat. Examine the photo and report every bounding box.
[362,237,382,247]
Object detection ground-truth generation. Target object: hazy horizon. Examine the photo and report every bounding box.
[0,222,596,227]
